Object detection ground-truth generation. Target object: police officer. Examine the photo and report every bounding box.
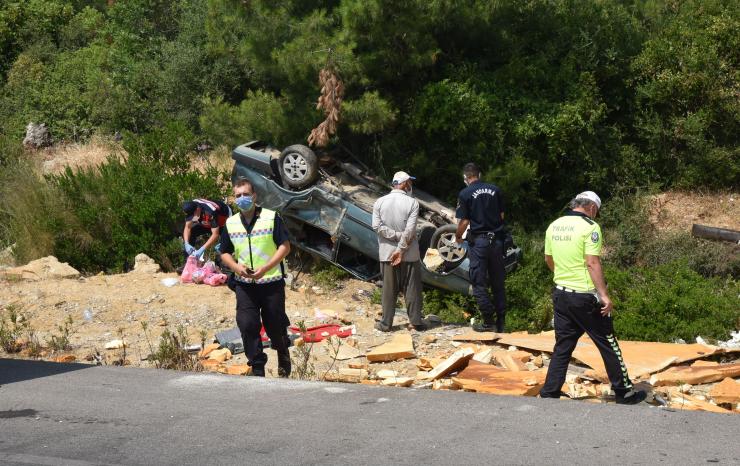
[182,198,231,260]
[455,162,507,333]
[219,179,292,377]
[540,191,646,404]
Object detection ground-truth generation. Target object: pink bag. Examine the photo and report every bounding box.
[180,255,199,283]
[203,273,227,286]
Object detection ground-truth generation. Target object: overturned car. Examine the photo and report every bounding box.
[231,142,522,295]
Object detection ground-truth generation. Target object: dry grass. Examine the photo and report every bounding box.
[32,135,122,175]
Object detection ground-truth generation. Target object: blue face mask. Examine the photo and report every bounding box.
[235,195,254,211]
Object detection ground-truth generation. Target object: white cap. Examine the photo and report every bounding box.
[575,191,602,209]
[392,171,416,185]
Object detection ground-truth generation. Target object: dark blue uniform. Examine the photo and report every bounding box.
[456,181,507,331]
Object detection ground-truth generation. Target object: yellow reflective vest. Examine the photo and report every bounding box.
[226,209,283,284]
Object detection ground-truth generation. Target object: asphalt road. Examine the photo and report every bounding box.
[1,358,738,465]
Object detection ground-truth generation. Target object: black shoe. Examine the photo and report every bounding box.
[410,318,432,331]
[278,353,291,378]
[374,322,391,332]
[615,390,647,405]
[472,321,496,332]
[540,391,570,399]
[251,366,266,377]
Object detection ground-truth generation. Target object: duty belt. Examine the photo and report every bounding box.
[555,285,600,302]
[555,285,596,294]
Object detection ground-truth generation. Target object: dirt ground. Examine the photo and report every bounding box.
[648,191,739,232]
[0,267,412,376]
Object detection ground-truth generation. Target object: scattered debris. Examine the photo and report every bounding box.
[453,361,546,396]
[650,363,740,386]
[423,348,474,380]
[452,331,500,342]
[367,334,415,362]
[708,378,740,405]
[199,343,220,359]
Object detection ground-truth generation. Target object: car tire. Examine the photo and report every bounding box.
[430,224,467,266]
[279,145,319,189]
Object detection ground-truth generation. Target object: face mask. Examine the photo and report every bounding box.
[463,176,469,186]
[235,195,254,211]
[406,186,413,197]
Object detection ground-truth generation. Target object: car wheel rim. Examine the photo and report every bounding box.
[437,232,466,261]
[283,154,308,181]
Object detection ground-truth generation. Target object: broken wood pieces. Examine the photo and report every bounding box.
[650,362,740,386]
[452,331,500,342]
[453,361,546,396]
[422,348,475,380]
[366,334,415,362]
[323,368,369,383]
[708,377,740,405]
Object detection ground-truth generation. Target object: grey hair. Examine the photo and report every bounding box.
[569,197,597,209]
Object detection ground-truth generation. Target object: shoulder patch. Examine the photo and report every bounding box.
[591,231,600,243]
[581,216,595,225]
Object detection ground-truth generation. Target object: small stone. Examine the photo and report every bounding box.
[104,339,126,350]
[422,335,437,344]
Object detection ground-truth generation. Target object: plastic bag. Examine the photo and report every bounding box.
[204,273,228,286]
[180,255,198,283]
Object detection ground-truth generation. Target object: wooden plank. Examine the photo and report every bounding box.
[497,331,723,379]
[452,331,500,342]
[472,348,494,364]
[453,362,546,396]
[366,334,415,362]
[422,348,475,380]
[708,378,740,405]
[650,363,740,386]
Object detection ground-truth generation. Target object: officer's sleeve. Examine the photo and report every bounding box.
[273,214,291,246]
[220,224,235,255]
[544,224,552,255]
[584,224,603,256]
[455,193,469,219]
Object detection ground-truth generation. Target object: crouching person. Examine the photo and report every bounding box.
[219,178,292,377]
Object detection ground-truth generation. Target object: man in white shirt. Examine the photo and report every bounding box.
[371,171,428,332]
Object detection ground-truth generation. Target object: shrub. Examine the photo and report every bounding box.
[46,125,228,272]
[145,323,201,371]
[608,262,740,342]
[0,156,64,263]
[311,263,350,289]
[46,314,73,352]
[0,305,30,353]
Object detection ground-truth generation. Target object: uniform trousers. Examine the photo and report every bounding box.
[541,288,633,397]
[234,281,291,371]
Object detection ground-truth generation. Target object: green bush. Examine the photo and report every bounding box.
[48,127,227,272]
[311,263,350,289]
[608,262,740,342]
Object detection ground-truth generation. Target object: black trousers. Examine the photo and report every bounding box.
[235,281,291,370]
[541,288,633,397]
[468,235,506,327]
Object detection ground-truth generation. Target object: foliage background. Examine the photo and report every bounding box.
[0,0,737,340]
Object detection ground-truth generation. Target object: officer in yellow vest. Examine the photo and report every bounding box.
[540,191,646,405]
[220,178,292,377]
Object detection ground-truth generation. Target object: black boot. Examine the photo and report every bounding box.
[251,365,266,377]
[615,389,647,405]
[472,314,496,332]
[277,352,291,378]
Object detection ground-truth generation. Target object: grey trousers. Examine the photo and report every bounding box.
[380,260,424,327]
